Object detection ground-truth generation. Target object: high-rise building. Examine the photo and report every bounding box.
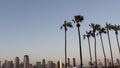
[36,61,41,68]
[19,62,24,68]
[42,59,46,68]
[56,61,63,68]
[73,58,76,67]
[23,55,29,68]
[14,57,20,68]
[47,61,53,68]
[29,64,32,68]
[9,61,14,68]
[8,61,14,68]
[4,60,8,68]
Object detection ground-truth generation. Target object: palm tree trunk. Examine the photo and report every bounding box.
[94,36,98,68]
[115,34,120,68]
[88,37,92,68]
[65,29,67,68]
[77,26,83,68]
[107,29,114,68]
[115,34,120,55]
[100,34,107,68]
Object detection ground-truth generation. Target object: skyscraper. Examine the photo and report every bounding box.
[47,61,53,68]
[4,60,8,68]
[14,57,20,68]
[29,64,32,68]
[8,61,13,68]
[36,61,41,68]
[56,61,63,68]
[23,55,29,68]
[42,59,46,68]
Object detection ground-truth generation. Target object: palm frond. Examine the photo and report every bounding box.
[60,26,63,29]
[83,34,86,39]
[72,19,75,23]
[66,22,73,28]
[74,15,84,23]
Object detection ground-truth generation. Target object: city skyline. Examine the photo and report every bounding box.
[0,0,120,65]
[0,55,79,67]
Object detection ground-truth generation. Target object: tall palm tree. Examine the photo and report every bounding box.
[83,31,93,68]
[60,20,73,68]
[72,15,84,68]
[89,23,100,68]
[105,23,114,68]
[96,25,107,68]
[111,24,120,55]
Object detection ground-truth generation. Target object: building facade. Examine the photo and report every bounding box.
[23,55,29,68]
[14,57,20,68]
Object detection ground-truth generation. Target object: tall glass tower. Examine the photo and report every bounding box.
[24,55,29,68]
[14,57,20,68]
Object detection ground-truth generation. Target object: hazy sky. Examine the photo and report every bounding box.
[0,0,120,65]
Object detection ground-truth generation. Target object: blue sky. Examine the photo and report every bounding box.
[0,0,120,65]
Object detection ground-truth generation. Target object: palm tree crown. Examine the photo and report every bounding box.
[72,15,84,27]
[73,15,84,23]
[89,23,100,35]
[97,27,106,34]
[111,24,120,35]
[60,20,73,30]
[83,31,91,39]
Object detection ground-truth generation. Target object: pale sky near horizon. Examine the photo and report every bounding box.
[0,0,120,65]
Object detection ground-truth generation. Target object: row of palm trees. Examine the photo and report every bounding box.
[60,15,120,68]
[84,23,120,68]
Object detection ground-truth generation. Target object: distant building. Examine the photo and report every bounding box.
[19,62,24,68]
[4,60,8,68]
[9,61,14,68]
[14,57,20,68]
[47,61,53,68]
[42,59,46,68]
[24,55,29,68]
[56,61,63,68]
[29,64,32,68]
[36,61,41,68]
[7,61,13,68]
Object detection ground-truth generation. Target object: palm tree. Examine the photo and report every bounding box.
[83,31,93,68]
[96,25,107,68]
[72,15,84,68]
[105,23,114,68]
[60,20,73,68]
[111,24,120,55]
[89,23,100,68]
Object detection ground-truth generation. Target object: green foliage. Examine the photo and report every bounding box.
[83,31,91,39]
[60,20,73,31]
[89,23,100,37]
[72,15,84,23]
[96,25,106,36]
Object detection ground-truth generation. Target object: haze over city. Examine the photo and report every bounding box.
[0,0,120,66]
